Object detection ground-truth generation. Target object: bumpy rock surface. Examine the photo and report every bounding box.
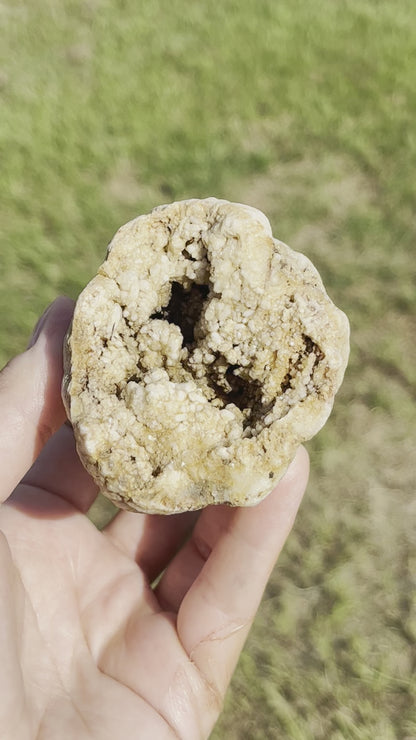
[63,198,349,513]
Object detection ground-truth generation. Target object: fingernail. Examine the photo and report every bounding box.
[27,303,54,348]
[27,297,74,349]
[282,445,309,483]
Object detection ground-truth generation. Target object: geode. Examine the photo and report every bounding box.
[62,198,349,514]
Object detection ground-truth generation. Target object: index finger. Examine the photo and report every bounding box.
[0,298,73,503]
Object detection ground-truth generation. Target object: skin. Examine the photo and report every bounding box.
[0,297,309,740]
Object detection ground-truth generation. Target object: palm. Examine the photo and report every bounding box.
[1,467,220,739]
[0,299,308,739]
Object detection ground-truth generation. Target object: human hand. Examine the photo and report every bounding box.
[0,298,309,739]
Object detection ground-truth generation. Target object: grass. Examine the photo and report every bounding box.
[1,0,416,737]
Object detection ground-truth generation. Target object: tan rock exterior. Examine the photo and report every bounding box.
[63,198,349,513]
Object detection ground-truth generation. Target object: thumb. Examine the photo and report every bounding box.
[0,297,74,503]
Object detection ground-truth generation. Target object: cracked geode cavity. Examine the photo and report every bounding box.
[62,198,349,514]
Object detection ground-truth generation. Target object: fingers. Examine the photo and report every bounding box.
[103,509,199,582]
[158,447,309,696]
[0,297,74,503]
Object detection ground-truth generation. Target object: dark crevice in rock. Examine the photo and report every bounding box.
[303,334,325,366]
[122,311,135,336]
[204,354,273,433]
[151,281,210,347]
[215,364,251,410]
[280,334,325,395]
[126,374,141,384]
[150,309,165,320]
[280,371,292,394]
[245,394,274,431]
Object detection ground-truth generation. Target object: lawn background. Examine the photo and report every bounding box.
[1,1,415,737]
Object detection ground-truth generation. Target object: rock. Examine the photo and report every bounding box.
[63,198,349,513]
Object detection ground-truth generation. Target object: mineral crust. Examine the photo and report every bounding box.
[63,198,349,513]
